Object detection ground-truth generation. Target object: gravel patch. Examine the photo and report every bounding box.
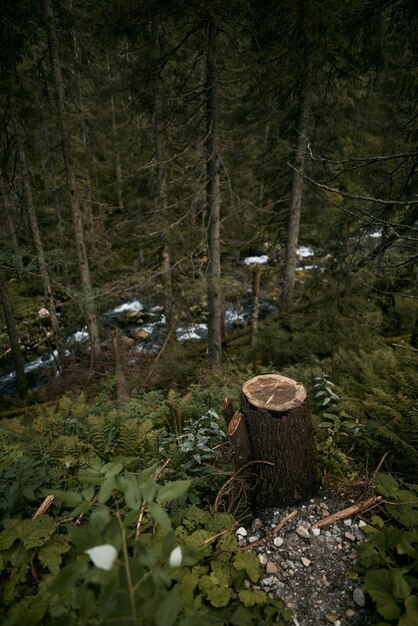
[235,490,372,625]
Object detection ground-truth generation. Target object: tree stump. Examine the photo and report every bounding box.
[236,373,319,509]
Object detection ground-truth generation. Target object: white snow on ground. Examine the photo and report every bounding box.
[176,323,208,342]
[243,255,269,265]
[66,328,89,345]
[110,299,144,314]
[296,265,317,272]
[297,245,314,258]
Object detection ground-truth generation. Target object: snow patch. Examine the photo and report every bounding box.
[243,255,269,265]
[297,245,314,258]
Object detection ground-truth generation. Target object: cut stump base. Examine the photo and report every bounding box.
[237,374,319,510]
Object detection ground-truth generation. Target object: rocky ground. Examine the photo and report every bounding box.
[235,489,373,626]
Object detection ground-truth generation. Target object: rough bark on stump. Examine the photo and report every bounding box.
[239,373,319,509]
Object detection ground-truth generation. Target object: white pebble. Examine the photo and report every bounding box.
[358,520,367,528]
[301,557,311,567]
[311,528,321,537]
[258,554,268,566]
[353,587,366,607]
[274,536,284,547]
[343,518,352,526]
[236,527,247,537]
[296,525,310,540]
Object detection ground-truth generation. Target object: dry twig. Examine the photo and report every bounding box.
[311,495,383,529]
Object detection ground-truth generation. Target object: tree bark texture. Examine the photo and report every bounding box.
[238,373,319,509]
[43,0,101,365]
[16,128,63,369]
[0,268,27,400]
[206,19,222,367]
[250,266,261,349]
[281,56,312,311]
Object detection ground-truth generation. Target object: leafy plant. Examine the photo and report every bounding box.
[357,473,418,625]
[0,461,290,626]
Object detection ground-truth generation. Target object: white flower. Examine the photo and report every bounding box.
[169,546,183,567]
[85,544,118,571]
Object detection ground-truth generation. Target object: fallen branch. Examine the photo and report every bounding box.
[235,510,297,552]
[32,495,55,519]
[311,495,383,529]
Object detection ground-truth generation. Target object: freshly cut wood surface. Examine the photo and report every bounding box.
[242,374,307,412]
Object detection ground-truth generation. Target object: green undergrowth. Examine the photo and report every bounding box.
[357,473,418,626]
[0,343,417,625]
[0,391,290,625]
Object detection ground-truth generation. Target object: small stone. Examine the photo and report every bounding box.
[322,575,331,588]
[258,554,268,566]
[251,518,263,531]
[358,520,367,528]
[311,528,321,537]
[353,588,366,607]
[266,561,278,574]
[296,525,310,540]
[344,518,352,526]
[262,576,277,586]
[236,527,247,537]
[248,535,258,543]
[286,560,296,569]
[344,532,356,541]
[273,536,284,547]
[301,557,311,567]
[345,609,355,618]
[335,621,341,626]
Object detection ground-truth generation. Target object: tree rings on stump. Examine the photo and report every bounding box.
[240,373,319,509]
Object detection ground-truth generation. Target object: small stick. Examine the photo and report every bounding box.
[135,501,147,542]
[199,530,227,547]
[214,460,274,512]
[32,495,54,519]
[235,510,297,552]
[311,495,383,529]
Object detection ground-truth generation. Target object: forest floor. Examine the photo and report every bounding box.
[235,486,373,626]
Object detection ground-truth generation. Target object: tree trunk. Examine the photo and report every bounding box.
[43,0,101,365]
[235,373,319,509]
[281,57,312,311]
[2,191,24,278]
[0,268,27,400]
[250,266,261,349]
[15,128,63,371]
[107,52,124,211]
[206,19,222,367]
[150,15,174,334]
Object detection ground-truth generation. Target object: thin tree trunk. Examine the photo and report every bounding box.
[206,19,222,367]
[2,191,24,278]
[15,127,63,371]
[0,268,27,400]
[150,16,173,333]
[106,52,124,211]
[43,0,101,365]
[40,121,68,279]
[250,266,261,349]
[281,57,312,311]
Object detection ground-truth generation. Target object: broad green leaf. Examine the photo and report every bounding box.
[399,595,418,626]
[117,475,142,510]
[376,473,401,499]
[155,584,181,626]
[49,490,83,507]
[233,551,260,583]
[49,558,88,593]
[180,571,200,606]
[158,480,191,502]
[140,477,157,502]
[390,568,411,600]
[365,569,402,620]
[98,476,116,504]
[205,584,232,607]
[230,604,254,626]
[38,537,71,574]
[21,517,56,549]
[147,502,172,531]
[238,589,267,607]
